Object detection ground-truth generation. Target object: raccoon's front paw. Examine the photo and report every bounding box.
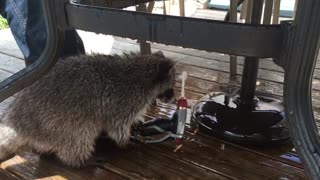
[55,141,95,167]
[107,128,131,147]
[56,150,92,168]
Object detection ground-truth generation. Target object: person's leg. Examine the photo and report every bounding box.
[0,0,85,65]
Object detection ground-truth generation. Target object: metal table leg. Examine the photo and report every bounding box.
[191,0,290,146]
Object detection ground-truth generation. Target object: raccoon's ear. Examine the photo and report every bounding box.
[152,51,165,58]
[155,60,176,83]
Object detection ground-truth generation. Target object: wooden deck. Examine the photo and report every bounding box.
[0,7,313,180]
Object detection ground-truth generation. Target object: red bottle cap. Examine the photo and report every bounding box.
[175,138,183,145]
[177,97,187,108]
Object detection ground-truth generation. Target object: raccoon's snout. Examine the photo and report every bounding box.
[157,88,176,104]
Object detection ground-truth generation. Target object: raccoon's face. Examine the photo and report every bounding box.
[112,51,176,105]
[151,51,176,104]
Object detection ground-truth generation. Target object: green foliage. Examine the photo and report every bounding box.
[0,16,8,30]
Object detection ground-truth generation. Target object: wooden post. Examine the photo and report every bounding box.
[229,0,238,80]
[136,4,152,55]
[203,0,209,9]
[245,0,253,23]
[179,0,185,16]
[272,0,280,24]
[163,0,170,15]
[293,0,298,19]
[240,0,248,20]
[263,0,274,24]
[172,0,177,5]
[147,1,155,13]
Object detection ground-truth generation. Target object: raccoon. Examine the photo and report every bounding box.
[0,51,176,167]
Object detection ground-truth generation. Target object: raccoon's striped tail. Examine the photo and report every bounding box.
[0,122,23,161]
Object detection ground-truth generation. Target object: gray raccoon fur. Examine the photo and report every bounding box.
[0,51,176,167]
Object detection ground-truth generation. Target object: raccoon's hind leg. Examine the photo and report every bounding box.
[0,123,25,161]
[106,123,132,147]
[54,130,99,167]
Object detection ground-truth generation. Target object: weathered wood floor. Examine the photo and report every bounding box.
[0,8,313,180]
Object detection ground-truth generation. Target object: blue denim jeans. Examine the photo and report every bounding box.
[0,0,85,64]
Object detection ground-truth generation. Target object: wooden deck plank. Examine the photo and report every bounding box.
[0,168,20,180]
[149,101,303,168]
[112,41,289,82]
[94,139,230,180]
[0,68,13,82]
[110,39,300,84]
[176,64,284,96]
[113,38,287,72]
[21,152,126,180]
[0,53,25,74]
[113,37,320,74]
[197,132,303,168]
[113,37,286,73]
[141,113,306,179]
[1,155,51,180]
[1,153,125,180]
[152,136,306,179]
[1,140,230,180]
[190,9,232,21]
[0,30,24,60]
[191,8,292,22]
[112,38,320,86]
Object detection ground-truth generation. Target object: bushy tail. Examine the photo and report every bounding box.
[0,123,23,161]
